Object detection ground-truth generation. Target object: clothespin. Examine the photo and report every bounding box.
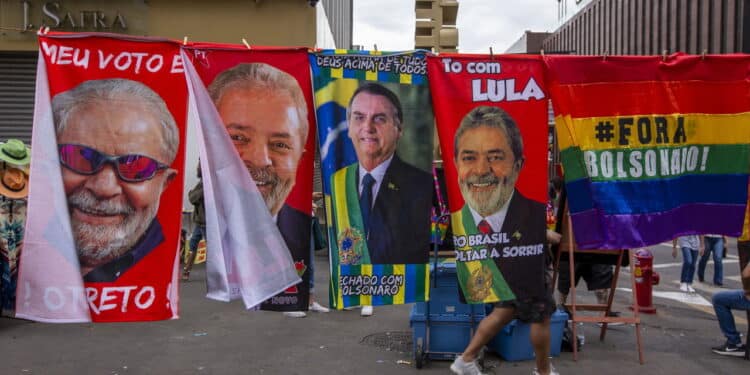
[701,49,707,60]
[602,51,608,61]
[540,49,545,57]
[183,36,188,46]
[662,49,668,62]
[373,44,378,52]
[241,38,251,50]
[489,46,494,60]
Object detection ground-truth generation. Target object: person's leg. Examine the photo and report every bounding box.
[462,306,515,361]
[559,262,586,307]
[183,225,204,277]
[680,247,692,283]
[556,261,571,306]
[712,238,724,285]
[587,263,613,304]
[712,290,750,346]
[308,234,315,293]
[530,318,552,374]
[451,306,515,374]
[688,249,698,284]
[307,234,329,313]
[737,240,750,272]
[697,240,712,282]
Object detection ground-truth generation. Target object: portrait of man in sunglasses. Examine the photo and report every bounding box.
[52,78,179,282]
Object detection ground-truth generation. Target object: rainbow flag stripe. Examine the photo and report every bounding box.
[545,54,750,249]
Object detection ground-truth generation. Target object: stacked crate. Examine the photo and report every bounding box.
[410,262,486,362]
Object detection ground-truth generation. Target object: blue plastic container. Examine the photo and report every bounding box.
[409,304,485,360]
[488,309,569,361]
[414,262,483,316]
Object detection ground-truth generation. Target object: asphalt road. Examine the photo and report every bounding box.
[1,242,748,374]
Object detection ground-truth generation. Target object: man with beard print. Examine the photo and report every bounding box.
[209,63,312,314]
[450,106,556,375]
[52,79,179,282]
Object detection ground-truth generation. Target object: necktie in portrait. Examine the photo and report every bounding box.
[359,173,375,235]
[477,219,493,235]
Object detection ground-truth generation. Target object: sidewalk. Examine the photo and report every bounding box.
[0,247,747,374]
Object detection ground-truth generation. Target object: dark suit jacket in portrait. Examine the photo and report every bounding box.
[260,203,312,311]
[333,155,432,265]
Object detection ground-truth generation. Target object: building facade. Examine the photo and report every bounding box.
[543,0,750,55]
[539,0,750,178]
[415,0,459,52]
[0,0,352,143]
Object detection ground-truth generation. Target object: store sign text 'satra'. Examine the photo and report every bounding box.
[20,1,128,32]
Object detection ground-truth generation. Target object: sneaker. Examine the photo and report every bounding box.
[532,366,560,375]
[283,311,307,318]
[711,342,747,357]
[450,355,486,375]
[679,283,689,292]
[686,284,696,293]
[309,301,330,313]
[360,305,373,316]
[181,271,190,281]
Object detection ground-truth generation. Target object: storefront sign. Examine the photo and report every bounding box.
[19,1,128,32]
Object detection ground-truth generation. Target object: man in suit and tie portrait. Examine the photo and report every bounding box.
[450,105,556,375]
[330,83,432,267]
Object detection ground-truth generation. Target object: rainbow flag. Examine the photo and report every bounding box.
[545,54,750,249]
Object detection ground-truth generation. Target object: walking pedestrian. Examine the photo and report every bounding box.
[183,164,204,281]
[672,235,703,293]
[698,234,726,286]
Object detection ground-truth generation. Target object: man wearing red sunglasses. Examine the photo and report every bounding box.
[52,78,179,282]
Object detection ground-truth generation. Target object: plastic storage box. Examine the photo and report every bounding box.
[488,309,569,361]
[410,261,486,361]
[410,305,485,360]
[413,262,484,316]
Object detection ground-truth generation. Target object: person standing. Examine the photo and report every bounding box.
[672,235,703,293]
[0,139,31,316]
[710,257,750,356]
[698,234,726,286]
[183,165,205,281]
